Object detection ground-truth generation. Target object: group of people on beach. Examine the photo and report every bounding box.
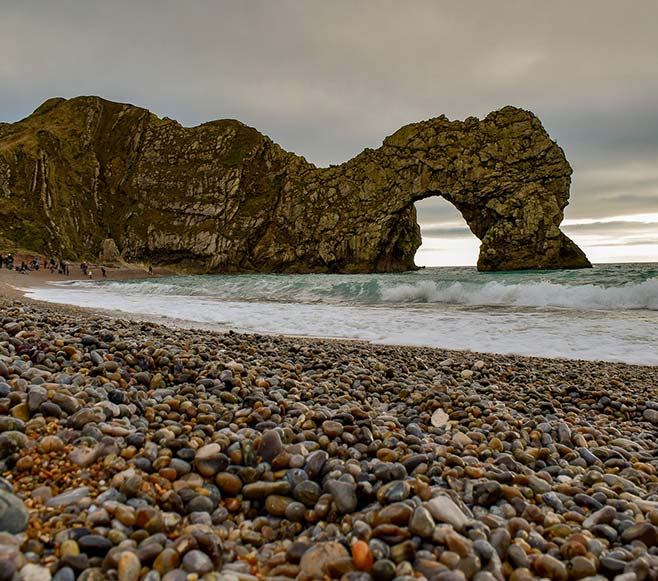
[0,254,75,276]
[0,254,67,274]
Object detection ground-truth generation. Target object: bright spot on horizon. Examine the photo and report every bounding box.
[415,201,658,268]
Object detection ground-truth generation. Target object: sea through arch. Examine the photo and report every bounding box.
[413,197,481,268]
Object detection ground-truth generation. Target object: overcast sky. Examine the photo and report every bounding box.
[2,0,657,265]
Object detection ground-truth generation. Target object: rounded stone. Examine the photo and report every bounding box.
[153,548,181,574]
[78,534,113,557]
[0,490,29,534]
[327,479,357,513]
[293,480,322,505]
[181,550,213,575]
[322,420,344,438]
[533,554,568,581]
[38,435,65,453]
[194,444,227,477]
[186,495,215,514]
[286,541,311,563]
[299,541,350,579]
[569,556,597,580]
[117,551,142,581]
[284,501,306,521]
[408,506,435,538]
[215,472,242,496]
[258,429,284,462]
[371,559,397,581]
[265,495,294,517]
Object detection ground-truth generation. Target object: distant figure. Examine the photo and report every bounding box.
[88,270,93,279]
[101,266,107,277]
[148,265,153,275]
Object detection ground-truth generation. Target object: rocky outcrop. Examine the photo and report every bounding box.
[0,96,590,272]
[99,239,122,264]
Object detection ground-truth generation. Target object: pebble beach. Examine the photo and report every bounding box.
[1,296,657,581]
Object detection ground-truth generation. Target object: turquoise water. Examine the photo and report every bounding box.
[24,263,658,365]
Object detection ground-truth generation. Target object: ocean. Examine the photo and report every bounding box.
[23,263,658,366]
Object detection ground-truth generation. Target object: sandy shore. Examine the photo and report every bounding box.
[0,254,173,301]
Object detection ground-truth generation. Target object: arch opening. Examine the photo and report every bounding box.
[413,196,481,268]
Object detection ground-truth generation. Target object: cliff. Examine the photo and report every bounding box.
[0,96,590,272]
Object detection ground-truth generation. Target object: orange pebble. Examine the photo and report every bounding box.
[352,540,373,571]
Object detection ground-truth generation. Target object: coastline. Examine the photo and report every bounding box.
[2,262,658,370]
[0,257,174,316]
[1,282,658,577]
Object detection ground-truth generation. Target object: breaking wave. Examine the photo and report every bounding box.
[379,279,658,310]
[60,270,658,311]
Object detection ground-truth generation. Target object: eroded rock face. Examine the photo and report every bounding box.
[0,96,590,272]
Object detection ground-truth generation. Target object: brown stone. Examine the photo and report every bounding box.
[0,96,589,273]
[299,541,350,579]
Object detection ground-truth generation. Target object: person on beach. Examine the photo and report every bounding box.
[88,270,93,279]
[101,266,107,277]
[148,265,153,275]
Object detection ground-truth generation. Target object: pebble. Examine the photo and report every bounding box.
[427,495,470,531]
[194,443,226,477]
[409,506,435,538]
[327,479,358,513]
[0,490,28,533]
[299,541,350,578]
[0,300,657,581]
[258,429,284,462]
[182,549,214,575]
[117,551,141,581]
[45,487,90,508]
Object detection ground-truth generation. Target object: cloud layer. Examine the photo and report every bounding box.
[2,1,656,264]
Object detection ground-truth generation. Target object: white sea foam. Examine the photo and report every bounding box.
[379,279,658,310]
[21,284,658,366]
[61,274,658,311]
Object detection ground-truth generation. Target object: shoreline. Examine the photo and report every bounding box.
[1,294,658,577]
[2,265,658,370]
[0,296,657,578]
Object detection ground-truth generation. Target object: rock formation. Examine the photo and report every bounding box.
[0,96,590,272]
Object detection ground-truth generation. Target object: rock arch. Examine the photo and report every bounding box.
[294,106,591,272]
[0,97,590,272]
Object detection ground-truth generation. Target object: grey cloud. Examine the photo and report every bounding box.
[1,0,657,246]
[420,225,474,239]
[562,221,658,235]
[585,238,658,247]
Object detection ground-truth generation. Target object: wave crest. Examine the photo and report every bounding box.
[379,279,658,310]
[61,272,658,311]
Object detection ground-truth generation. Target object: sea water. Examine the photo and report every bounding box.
[22,263,658,365]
